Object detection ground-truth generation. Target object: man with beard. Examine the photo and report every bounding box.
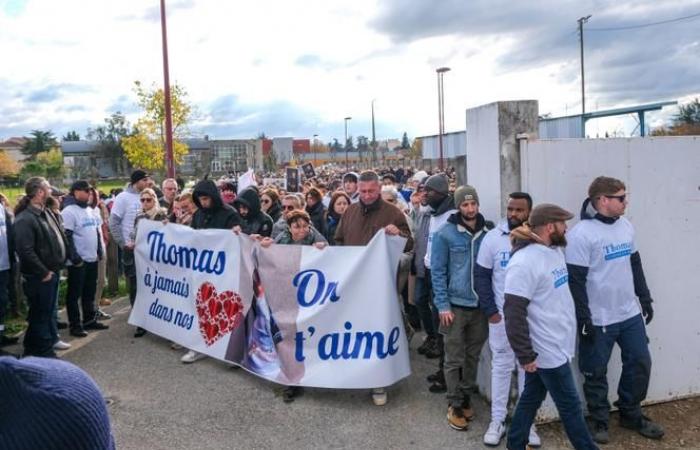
[566,176,663,444]
[475,192,540,446]
[234,188,273,237]
[431,185,491,431]
[422,174,456,391]
[181,179,242,362]
[504,204,597,450]
[334,170,413,406]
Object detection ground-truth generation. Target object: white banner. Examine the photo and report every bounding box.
[128,221,411,388]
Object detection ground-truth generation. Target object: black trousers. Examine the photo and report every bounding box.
[66,262,99,329]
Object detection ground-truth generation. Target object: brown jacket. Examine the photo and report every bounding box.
[334,198,414,252]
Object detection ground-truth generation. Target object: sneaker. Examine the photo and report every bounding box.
[96,309,112,321]
[620,414,664,440]
[99,298,112,306]
[429,380,447,393]
[53,340,72,351]
[134,327,147,338]
[447,405,468,431]
[170,341,183,350]
[84,321,109,330]
[483,420,506,446]
[70,328,89,338]
[591,421,609,444]
[528,424,542,447]
[371,388,387,406]
[181,350,206,364]
[426,369,443,383]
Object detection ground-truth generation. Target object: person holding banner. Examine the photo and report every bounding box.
[333,170,413,406]
[234,188,273,237]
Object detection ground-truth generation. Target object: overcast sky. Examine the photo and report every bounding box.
[1,0,698,142]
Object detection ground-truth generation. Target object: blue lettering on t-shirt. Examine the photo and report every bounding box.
[603,242,633,261]
[499,251,509,268]
[551,267,568,288]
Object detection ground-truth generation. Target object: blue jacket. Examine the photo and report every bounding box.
[431,212,491,312]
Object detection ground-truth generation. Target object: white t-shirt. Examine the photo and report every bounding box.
[476,219,511,313]
[504,244,576,369]
[61,204,102,263]
[424,208,456,269]
[0,204,9,271]
[565,217,640,326]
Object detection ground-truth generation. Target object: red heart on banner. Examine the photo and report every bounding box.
[195,282,244,346]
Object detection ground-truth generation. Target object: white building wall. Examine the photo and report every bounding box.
[521,135,700,419]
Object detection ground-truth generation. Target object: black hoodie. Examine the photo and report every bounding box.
[191,180,241,230]
[233,188,273,237]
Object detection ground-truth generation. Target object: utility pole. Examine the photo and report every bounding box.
[160,0,175,178]
[578,15,591,116]
[344,116,352,170]
[436,67,450,171]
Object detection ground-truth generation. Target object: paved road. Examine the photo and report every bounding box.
[14,297,518,450]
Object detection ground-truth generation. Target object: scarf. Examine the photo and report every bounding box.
[510,222,546,254]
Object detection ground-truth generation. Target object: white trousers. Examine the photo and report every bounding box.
[489,320,525,423]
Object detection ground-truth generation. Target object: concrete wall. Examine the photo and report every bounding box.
[520,135,700,419]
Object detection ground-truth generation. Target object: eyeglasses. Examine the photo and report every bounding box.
[261,199,271,204]
[283,205,296,211]
[604,194,626,203]
[140,198,154,203]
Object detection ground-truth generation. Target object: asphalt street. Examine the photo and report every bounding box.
[22,297,532,450]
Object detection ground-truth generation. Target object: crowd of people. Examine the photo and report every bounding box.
[0,165,664,450]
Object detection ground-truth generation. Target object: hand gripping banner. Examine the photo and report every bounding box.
[128,221,411,388]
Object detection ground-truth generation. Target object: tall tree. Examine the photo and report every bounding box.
[344,136,355,152]
[87,112,132,175]
[676,98,700,125]
[20,148,64,180]
[121,81,192,171]
[0,151,20,177]
[62,130,80,141]
[21,130,58,159]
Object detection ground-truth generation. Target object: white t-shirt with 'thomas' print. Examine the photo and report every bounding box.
[505,244,576,369]
[565,217,641,327]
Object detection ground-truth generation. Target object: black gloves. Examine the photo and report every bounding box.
[578,318,597,344]
[640,298,654,325]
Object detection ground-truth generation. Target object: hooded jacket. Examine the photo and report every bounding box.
[234,188,273,237]
[424,193,456,270]
[191,180,242,230]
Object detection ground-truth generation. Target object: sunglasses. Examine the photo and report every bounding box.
[140,198,154,203]
[261,199,271,204]
[283,205,296,211]
[604,194,626,202]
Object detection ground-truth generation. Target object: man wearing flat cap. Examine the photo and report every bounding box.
[503,204,598,450]
[566,176,663,444]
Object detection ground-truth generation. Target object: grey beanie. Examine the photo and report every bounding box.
[454,185,479,206]
[423,174,449,195]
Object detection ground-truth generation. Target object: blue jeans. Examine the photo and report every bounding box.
[578,314,651,425]
[508,362,598,450]
[23,272,59,357]
[414,276,436,336]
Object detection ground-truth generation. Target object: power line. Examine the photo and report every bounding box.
[587,11,700,31]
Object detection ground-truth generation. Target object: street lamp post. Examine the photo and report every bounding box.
[344,116,352,170]
[312,134,318,166]
[436,67,450,171]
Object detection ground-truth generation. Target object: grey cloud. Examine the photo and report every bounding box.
[24,83,91,103]
[371,1,700,108]
[108,95,140,115]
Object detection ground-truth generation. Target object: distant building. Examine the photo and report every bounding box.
[0,137,27,166]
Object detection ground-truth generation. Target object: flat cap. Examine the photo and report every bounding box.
[529,203,574,227]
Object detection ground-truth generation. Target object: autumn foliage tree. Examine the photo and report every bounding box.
[652,98,700,136]
[122,81,192,171]
[0,151,20,177]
